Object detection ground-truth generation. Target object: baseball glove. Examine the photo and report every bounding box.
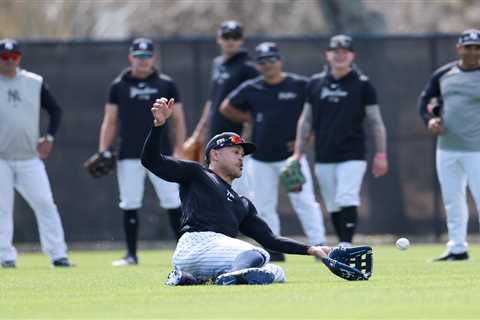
[83,150,116,178]
[280,159,306,193]
[322,246,373,281]
[182,136,203,162]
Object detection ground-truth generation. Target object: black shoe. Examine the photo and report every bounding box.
[52,257,75,267]
[432,251,469,262]
[1,260,16,268]
[267,250,285,262]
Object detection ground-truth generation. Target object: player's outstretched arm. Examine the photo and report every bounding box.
[141,98,199,183]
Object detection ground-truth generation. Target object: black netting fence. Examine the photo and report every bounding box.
[12,34,478,242]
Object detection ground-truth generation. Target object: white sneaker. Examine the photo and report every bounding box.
[112,256,138,267]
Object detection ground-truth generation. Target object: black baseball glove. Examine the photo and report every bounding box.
[322,246,373,281]
[83,150,116,178]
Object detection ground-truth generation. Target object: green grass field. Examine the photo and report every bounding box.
[1,244,479,319]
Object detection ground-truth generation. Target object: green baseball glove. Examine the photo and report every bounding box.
[280,159,306,193]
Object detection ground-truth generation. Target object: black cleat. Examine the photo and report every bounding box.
[432,251,469,262]
[215,268,275,285]
[52,257,75,267]
[165,269,202,286]
[1,260,16,268]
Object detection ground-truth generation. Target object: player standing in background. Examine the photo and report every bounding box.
[0,38,73,268]
[98,38,186,266]
[418,29,480,261]
[187,20,258,197]
[291,35,388,248]
[141,97,372,285]
[220,42,326,261]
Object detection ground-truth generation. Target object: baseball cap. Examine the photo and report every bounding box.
[218,20,243,39]
[328,34,354,51]
[255,42,281,62]
[0,38,21,54]
[129,38,154,58]
[457,29,480,46]
[204,132,256,163]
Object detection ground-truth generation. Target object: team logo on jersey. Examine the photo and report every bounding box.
[213,65,230,84]
[7,89,21,106]
[320,86,348,103]
[130,84,158,100]
[278,92,297,100]
[226,190,235,202]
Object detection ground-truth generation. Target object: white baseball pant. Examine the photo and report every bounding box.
[436,149,480,254]
[0,157,68,263]
[173,231,285,282]
[117,159,181,210]
[314,161,367,213]
[250,156,326,245]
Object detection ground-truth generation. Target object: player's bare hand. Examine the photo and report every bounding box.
[372,152,388,178]
[151,97,175,126]
[428,117,444,135]
[37,138,53,159]
[307,245,331,259]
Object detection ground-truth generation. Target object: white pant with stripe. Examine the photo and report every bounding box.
[117,159,181,210]
[250,156,326,245]
[314,161,367,213]
[436,149,480,254]
[173,231,285,282]
[0,157,68,263]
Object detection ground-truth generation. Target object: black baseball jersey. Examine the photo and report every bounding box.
[141,125,310,255]
[228,73,308,162]
[208,50,258,139]
[307,69,377,163]
[108,68,180,159]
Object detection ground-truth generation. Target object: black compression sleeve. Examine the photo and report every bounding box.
[40,83,62,136]
[239,214,310,255]
[141,125,199,183]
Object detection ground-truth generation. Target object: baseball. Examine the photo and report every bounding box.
[395,237,410,250]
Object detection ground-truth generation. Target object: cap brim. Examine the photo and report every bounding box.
[256,54,281,62]
[240,142,256,156]
[131,51,153,57]
[459,41,480,46]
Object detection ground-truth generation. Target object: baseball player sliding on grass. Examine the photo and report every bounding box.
[141,97,373,285]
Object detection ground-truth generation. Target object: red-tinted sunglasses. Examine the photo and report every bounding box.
[229,135,244,145]
[0,52,21,61]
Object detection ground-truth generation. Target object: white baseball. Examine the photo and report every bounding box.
[395,237,410,250]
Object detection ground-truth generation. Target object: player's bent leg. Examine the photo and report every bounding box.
[230,249,268,271]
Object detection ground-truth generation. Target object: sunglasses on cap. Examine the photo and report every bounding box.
[0,52,21,61]
[257,56,280,65]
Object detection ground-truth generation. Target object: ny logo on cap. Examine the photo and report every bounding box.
[5,41,14,50]
[225,21,238,29]
[470,32,478,40]
[139,41,148,50]
[257,42,275,53]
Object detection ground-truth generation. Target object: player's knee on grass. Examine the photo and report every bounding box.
[262,263,286,283]
[231,249,268,271]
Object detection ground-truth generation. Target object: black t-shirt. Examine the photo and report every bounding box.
[108,69,180,159]
[228,73,308,162]
[141,125,310,255]
[208,50,258,139]
[307,69,377,163]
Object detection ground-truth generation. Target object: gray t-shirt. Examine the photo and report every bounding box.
[419,62,480,151]
[0,69,43,160]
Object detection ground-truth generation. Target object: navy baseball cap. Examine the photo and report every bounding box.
[218,20,243,38]
[0,38,21,54]
[255,42,281,62]
[205,132,256,163]
[458,29,480,46]
[129,38,154,57]
[328,34,354,51]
